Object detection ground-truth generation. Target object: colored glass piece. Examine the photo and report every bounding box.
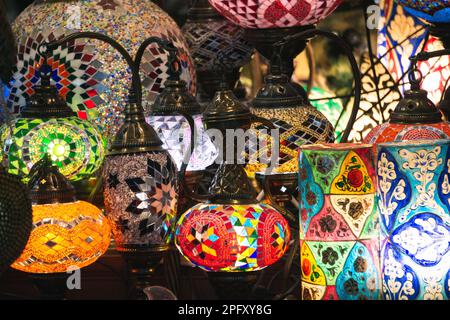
[395,0,450,23]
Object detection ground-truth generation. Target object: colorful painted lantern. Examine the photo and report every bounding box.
[11,156,110,274]
[299,143,381,300]
[208,0,343,29]
[394,0,450,24]
[5,0,195,140]
[176,203,290,272]
[0,65,105,182]
[376,139,450,300]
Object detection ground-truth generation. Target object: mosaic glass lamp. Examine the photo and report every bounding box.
[298,143,381,300]
[377,139,450,300]
[364,67,450,146]
[175,86,290,299]
[5,0,195,141]
[11,155,110,274]
[182,0,254,101]
[0,61,105,183]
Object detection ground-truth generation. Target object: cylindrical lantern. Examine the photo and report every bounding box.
[11,156,110,274]
[299,143,381,300]
[376,139,450,300]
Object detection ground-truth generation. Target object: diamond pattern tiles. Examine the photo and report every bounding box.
[208,0,342,29]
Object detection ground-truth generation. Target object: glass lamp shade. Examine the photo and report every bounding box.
[365,121,450,144]
[376,140,450,300]
[395,0,450,23]
[148,114,218,171]
[175,203,290,272]
[208,0,342,29]
[0,117,105,182]
[299,143,381,300]
[103,151,179,251]
[245,105,335,176]
[5,0,195,140]
[182,15,253,71]
[0,168,32,274]
[11,201,110,274]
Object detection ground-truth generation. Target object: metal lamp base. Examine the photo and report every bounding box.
[207,272,259,300]
[197,68,244,102]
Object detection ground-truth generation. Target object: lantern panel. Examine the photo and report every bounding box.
[148,114,219,171]
[11,201,110,274]
[0,117,105,181]
[208,0,342,29]
[175,203,290,272]
[377,140,450,300]
[299,143,381,300]
[103,152,179,250]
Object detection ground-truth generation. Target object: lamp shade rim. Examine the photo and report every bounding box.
[300,142,373,151]
[377,138,450,148]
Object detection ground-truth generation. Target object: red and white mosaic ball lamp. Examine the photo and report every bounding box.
[207,0,343,29]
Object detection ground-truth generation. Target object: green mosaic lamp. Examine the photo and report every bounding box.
[0,59,105,182]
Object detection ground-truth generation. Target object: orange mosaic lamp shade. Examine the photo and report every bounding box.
[12,201,111,274]
[11,155,110,274]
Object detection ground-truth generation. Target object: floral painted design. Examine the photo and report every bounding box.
[377,152,409,231]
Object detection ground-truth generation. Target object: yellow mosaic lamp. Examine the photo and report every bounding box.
[11,155,110,274]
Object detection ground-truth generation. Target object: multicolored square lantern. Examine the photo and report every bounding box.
[377,139,450,300]
[208,0,343,29]
[175,203,290,272]
[103,152,179,251]
[299,143,381,300]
